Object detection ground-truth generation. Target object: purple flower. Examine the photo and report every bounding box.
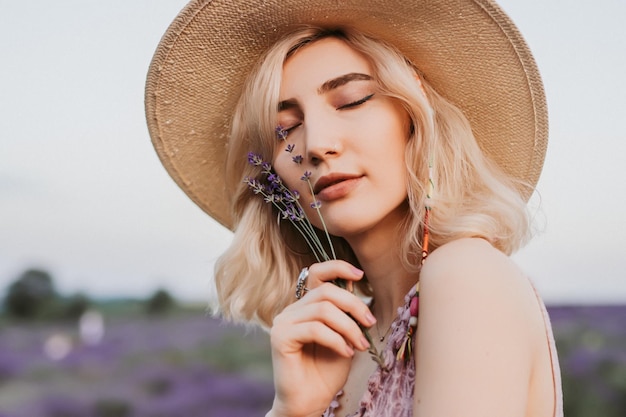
[267,173,281,185]
[244,151,336,265]
[283,190,299,203]
[284,205,304,221]
[244,155,305,224]
[310,201,322,209]
[247,152,263,166]
[292,155,303,164]
[243,178,265,194]
[275,125,288,141]
[285,143,295,153]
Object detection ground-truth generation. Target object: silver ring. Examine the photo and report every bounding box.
[295,267,309,299]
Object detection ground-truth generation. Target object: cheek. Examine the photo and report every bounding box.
[272,151,304,192]
[369,111,409,158]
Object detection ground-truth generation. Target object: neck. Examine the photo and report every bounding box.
[346,221,417,327]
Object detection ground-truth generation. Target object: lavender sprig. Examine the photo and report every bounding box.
[244,126,386,370]
[294,165,337,261]
[245,152,331,262]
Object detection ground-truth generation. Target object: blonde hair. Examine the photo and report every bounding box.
[214,27,532,328]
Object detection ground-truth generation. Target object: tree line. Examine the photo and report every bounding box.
[1,268,177,320]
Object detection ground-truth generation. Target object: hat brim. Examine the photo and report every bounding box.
[145,0,547,230]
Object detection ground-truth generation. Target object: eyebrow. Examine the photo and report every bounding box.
[278,72,373,111]
[317,72,373,94]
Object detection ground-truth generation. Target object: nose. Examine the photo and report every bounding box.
[303,115,342,166]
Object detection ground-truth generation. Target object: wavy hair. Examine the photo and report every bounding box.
[214,27,532,328]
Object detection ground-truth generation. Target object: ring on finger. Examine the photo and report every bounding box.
[295,267,309,300]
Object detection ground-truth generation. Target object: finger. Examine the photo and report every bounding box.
[283,300,371,350]
[271,320,357,358]
[295,260,357,298]
[301,260,364,296]
[307,260,364,286]
[292,283,376,330]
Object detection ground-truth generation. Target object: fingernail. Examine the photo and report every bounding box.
[360,335,370,349]
[351,266,364,277]
[366,312,376,325]
[345,345,355,356]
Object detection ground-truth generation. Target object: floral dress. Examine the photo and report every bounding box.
[323,288,417,417]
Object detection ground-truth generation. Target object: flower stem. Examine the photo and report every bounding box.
[305,179,336,260]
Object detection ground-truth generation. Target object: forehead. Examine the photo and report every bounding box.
[280,37,373,93]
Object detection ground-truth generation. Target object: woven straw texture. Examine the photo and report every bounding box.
[145,0,547,230]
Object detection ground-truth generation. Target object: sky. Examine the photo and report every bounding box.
[0,0,625,305]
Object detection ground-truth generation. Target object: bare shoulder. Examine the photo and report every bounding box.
[422,237,521,280]
[421,237,527,295]
[419,237,542,332]
[414,242,548,413]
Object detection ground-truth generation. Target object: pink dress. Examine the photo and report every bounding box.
[323,283,564,417]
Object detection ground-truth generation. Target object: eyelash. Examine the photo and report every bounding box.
[279,93,375,133]
[283,124,301,134]
[337,93,374,110]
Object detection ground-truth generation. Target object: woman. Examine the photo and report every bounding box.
[146,1,563,416]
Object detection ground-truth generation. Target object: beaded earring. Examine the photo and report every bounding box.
[396,77,433,361]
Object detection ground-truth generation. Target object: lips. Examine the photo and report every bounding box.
[313,173,362,197]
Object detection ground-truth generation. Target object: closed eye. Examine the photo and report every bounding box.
[337,93,374,110]
[284,123,302,133]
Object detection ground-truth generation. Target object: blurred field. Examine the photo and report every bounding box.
[0,302,624,416]
[0,303,273,417]
[549,305,626,416]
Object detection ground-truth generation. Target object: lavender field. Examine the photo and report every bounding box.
[548,305,626,416]
[0,306,274,417]
[0,303,624,417]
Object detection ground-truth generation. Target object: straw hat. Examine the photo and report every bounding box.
[145,0,547,230]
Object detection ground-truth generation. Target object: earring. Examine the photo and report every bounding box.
[396,159,433,363]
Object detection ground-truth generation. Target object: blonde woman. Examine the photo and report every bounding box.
[146,1,563,416]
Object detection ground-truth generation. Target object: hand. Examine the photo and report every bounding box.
[268,260,376,417]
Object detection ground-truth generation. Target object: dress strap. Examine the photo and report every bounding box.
[529,281,564,417]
